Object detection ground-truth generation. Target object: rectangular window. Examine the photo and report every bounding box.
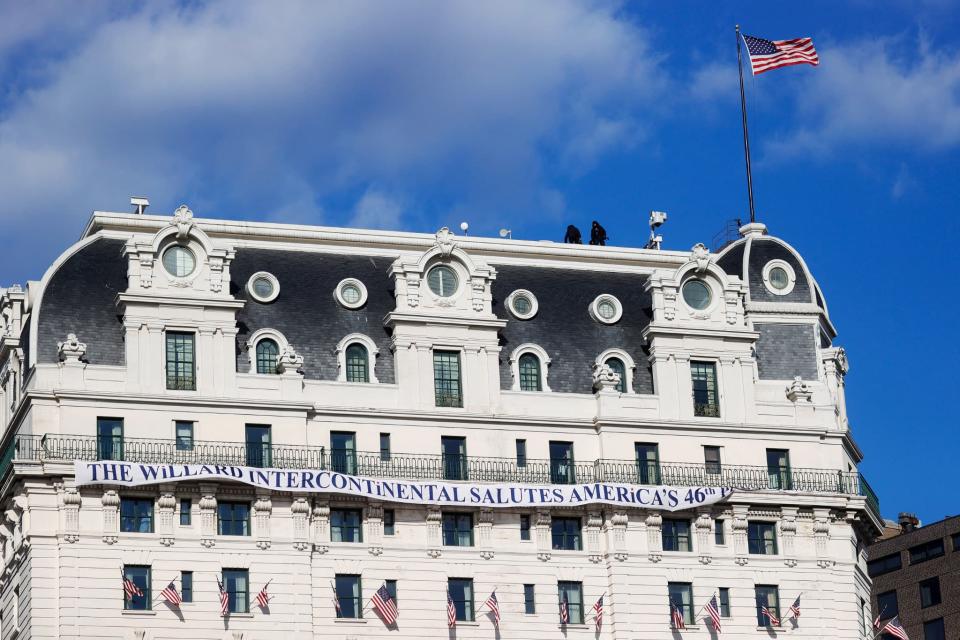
[859,597,866,638]
[714,519,726,545]
[691,360,719,417]
[385,579,397,605]
[635,442,661,484]
[223,569,249,614]
[331,508,363,543]
[217,502,251,536]
[704,445,722,475]
[165,331,196,390]
[549,441,575,484]
[923,618,945,640]
[748,521,778,555]
[335,574,362,619]
[442,512,474,546]
[668,582,694,626]
[755,585,781,627]
[179,498,191,526]
[919,577,941,608]
[766,448,792,490]
[520,514,531,541]
[551,517,582,551]
[718,587,731,617]
[380,433,391,461]
[441,436,467,480]
[524,584,536,614]
[516,439,527,467]
[662,519,692,552]
[557,581,584,625]
[175,421,194,451]
[448,578,474,622]
[123,565,151,610]
[433,350,463,407]
[245,424,272,467]
[867,552,902,577]
[876,590,898,620]
[909,539,945,564]
[330,431,357,475]
[181,571,193,603]
[952,531,960,551]
[120,498,154,533]
[96,417,124,461]
[383,509,395,536]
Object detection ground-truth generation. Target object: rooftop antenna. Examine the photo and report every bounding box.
[459,221,469,236]
[646,210,667,250]
[499,228,512,239]
[131,196,150,215]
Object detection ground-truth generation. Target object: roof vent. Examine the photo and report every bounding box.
[131,196,150,215]
[739,221,767,238]
[898,512,920,533]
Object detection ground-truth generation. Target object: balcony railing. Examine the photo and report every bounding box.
[0,434,880,514]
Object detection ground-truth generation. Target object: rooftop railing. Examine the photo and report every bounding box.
[2,434,880,515]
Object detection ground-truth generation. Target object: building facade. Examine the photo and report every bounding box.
[868,514,959,640]
[0,206,882,639]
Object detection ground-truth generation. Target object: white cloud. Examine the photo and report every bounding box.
[349,189,404,230]
[0,0,665,280]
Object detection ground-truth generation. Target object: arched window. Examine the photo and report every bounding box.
[345,343,369,383]
[255,339,279,374]
[518,353,542,392]
[605,357,627,393]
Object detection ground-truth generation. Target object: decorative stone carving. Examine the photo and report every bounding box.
[199,491,217,548]
[786,376,813,403]
[208,254,226,293]
[813,508,832,568]
[172,204,195,241]
[276,344,304,374]
[610,512,628,561]
[696,510,713,564]
[426,508,442,558]
[471,278,485,312]
[724,290,739,325]
[536,511,552,561]
[101,490,120,544]
[157,492,176,547]
[732,505,749,565]
[366,503,384,557]
[781,507,798,567]
[254,493,272,550]
[312,502,330,554]
[478,509,494,560]
[63,489,81,543]
[57,333,87,363]
[138,252,155,288]
[586,512,603,563]
[691,243,711,272]
[592,363,621,394]
[645,512,663,563]
[291,498,310,551]
[434,227,457,256]
[405,275,421,308]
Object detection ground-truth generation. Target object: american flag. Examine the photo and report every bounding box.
[761,604,781,626]
[331,581,342,617]
[559,592,570,624]
[873,604,888,630]
[789,595,801,618]
[671,600,686,630]
[255,582,271,609]
[160,582,181,607]
[705,594,722,632]
[218,577,230,617]
[122,573,143,601]
[742,34,819,75]
[372,584,399,626]
[447,589,457,627]
[484,590,500,625]
[592,595,604,631]
[882,616,910,640]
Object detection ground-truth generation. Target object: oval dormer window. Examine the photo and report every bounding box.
[769,266,789,290]
[682,279,711,310]
[427,265,458,297]
[162,245,196,278]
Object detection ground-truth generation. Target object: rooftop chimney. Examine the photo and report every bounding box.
[898,512,920,533]
[739,221,767,238]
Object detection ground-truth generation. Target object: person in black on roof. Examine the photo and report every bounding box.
[589,221,607,246]
[564,225,582,244]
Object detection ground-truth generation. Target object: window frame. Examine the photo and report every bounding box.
[524,584,536,614]
[551,516,582,551]
[223,568,249,614]
[909,538,945,565]
[557,581,585,625]
[334,574,363,619]
[246,271,280,303]
[662,518,693,552]
[433,349,463,407]
[427,265,459,298]
[510,344,551,392]
[518,352,543,392]
[331,508,364,543]
[383,509,395,536]
[217,501,251,536]
[441,435,468,481]
[330,431,357,475]
[120,497,154,533]
[755,585,781,627]
[380,433,391,461]
[635,442,661,484]
[690,360,720,417]
[919,577,942,608]
[704,445,722,475]
[245,423,272,468]
[255,338,280,375]
[875,590,898,620]
[747,521,779,555]
[174,420,194,452]
[181,571,193,603]
[335,278,369,310]
[441,512,474,547]
[165,330,196,391]
[718,587,731,617]
[506,289,539,320]
[520,514,531,541]
[345,343,370,383]
[179,498,191,526]
[589,294,623,325]
[96,417,124,461]
[668,582,694,626]
[923,618,945,640]
[714,519,726,545]
[766,448,793,490]
[123,565,152,611]
[867,552,902,577]
[549,441,575,484]
[448,578,474,622]
[516,439,527,468]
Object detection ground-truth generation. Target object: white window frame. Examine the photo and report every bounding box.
[595,348,636,394]
[335,333,380,383]
[762,259,797,296]
[334,278,369,310]
[588,294,623,325]
[246,271,280,303]
[245,328,289,375]
[506,289,539,320]
[509,343,551,392]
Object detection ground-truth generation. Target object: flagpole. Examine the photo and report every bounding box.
[735,24,757,224]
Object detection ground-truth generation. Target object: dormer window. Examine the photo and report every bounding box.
[518,353,542,391]
[605,357,627,393]
[589,294,623,324]
[255,339,279,374]
[247,271,280,303]
[345,343,370,383]
[335,278,369,309]
[682,279,711,310]
[162,245,196,278]
[427,265,458,297]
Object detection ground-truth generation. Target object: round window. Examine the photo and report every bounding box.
[162,245,196,278]
[597,298,617,320]
[341,283,362,304]
[769,266,789,290]
[427,265,459,297]
[335,278,368,309]
[682,279,712,310]
[589,294,622,324]
[252,275,275,298]
[512,294,531,315]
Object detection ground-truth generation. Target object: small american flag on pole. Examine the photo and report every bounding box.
[483,590,500,625]
[372,584,399,626]
[160,582,181,607]
[742,34,819,75]
[218,577,230,617]
[559,592,570,624]
[331,581,342,617]
[705,594,722,632]
[592,595,604,631]
[671,600,686,630]
[255,581,271,609]
[122,572,143,601]
[789,594,801,618]
[447,589,457,627]
[761,603,781,626]
[882,616,910,640]
[873,604,888,630]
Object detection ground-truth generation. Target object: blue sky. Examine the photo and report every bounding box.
[1,0,958,524]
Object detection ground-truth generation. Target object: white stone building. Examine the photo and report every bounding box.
[0,206,881,639]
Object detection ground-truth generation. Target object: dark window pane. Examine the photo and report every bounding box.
[868,552,902,577]
[433,351,463,407]
[549,441,575,484]
[551,517,582,551]
[691,361,719,417]
[715,519,725,545]
[920,577,941,608]
[165,332,195,390]
[175,421,194,451]
[181,571,193,603]
[909,539,945,564]
[245,424,272,467]
[662,519,692,552]
[335,574,362,619]
[704,446,722,474]
[330,432,357,474]
[441,436,467,480]
[635,443,660,484]
[558,581,584,625]
[755,585,781,626]
[524,584,536,614]
[448,578,474,622]
[217,502,251,536]
[718,587,731,617]
[123,565,151,610]
[766,449,792,490]
[923,618,945,640]
[97,418,124,461]
[380,433,391,461]
[345,343,369,383]
[383,509,395,536]
[875,590,898,620]
[668,582,694,625]
[385,579,397,604]
[120,498,154,533]
[256,339,279,374]
[179,498,191,525]
[516,439,527,467]
[223,569,249,614]
[442,513,473,546]
[518,353,542,391]
[748,522,778,555]
[331,509,364,543]
[520,514,531,541]
[605,358,627,393]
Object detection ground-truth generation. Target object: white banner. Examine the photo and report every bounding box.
[74,461,731,511]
